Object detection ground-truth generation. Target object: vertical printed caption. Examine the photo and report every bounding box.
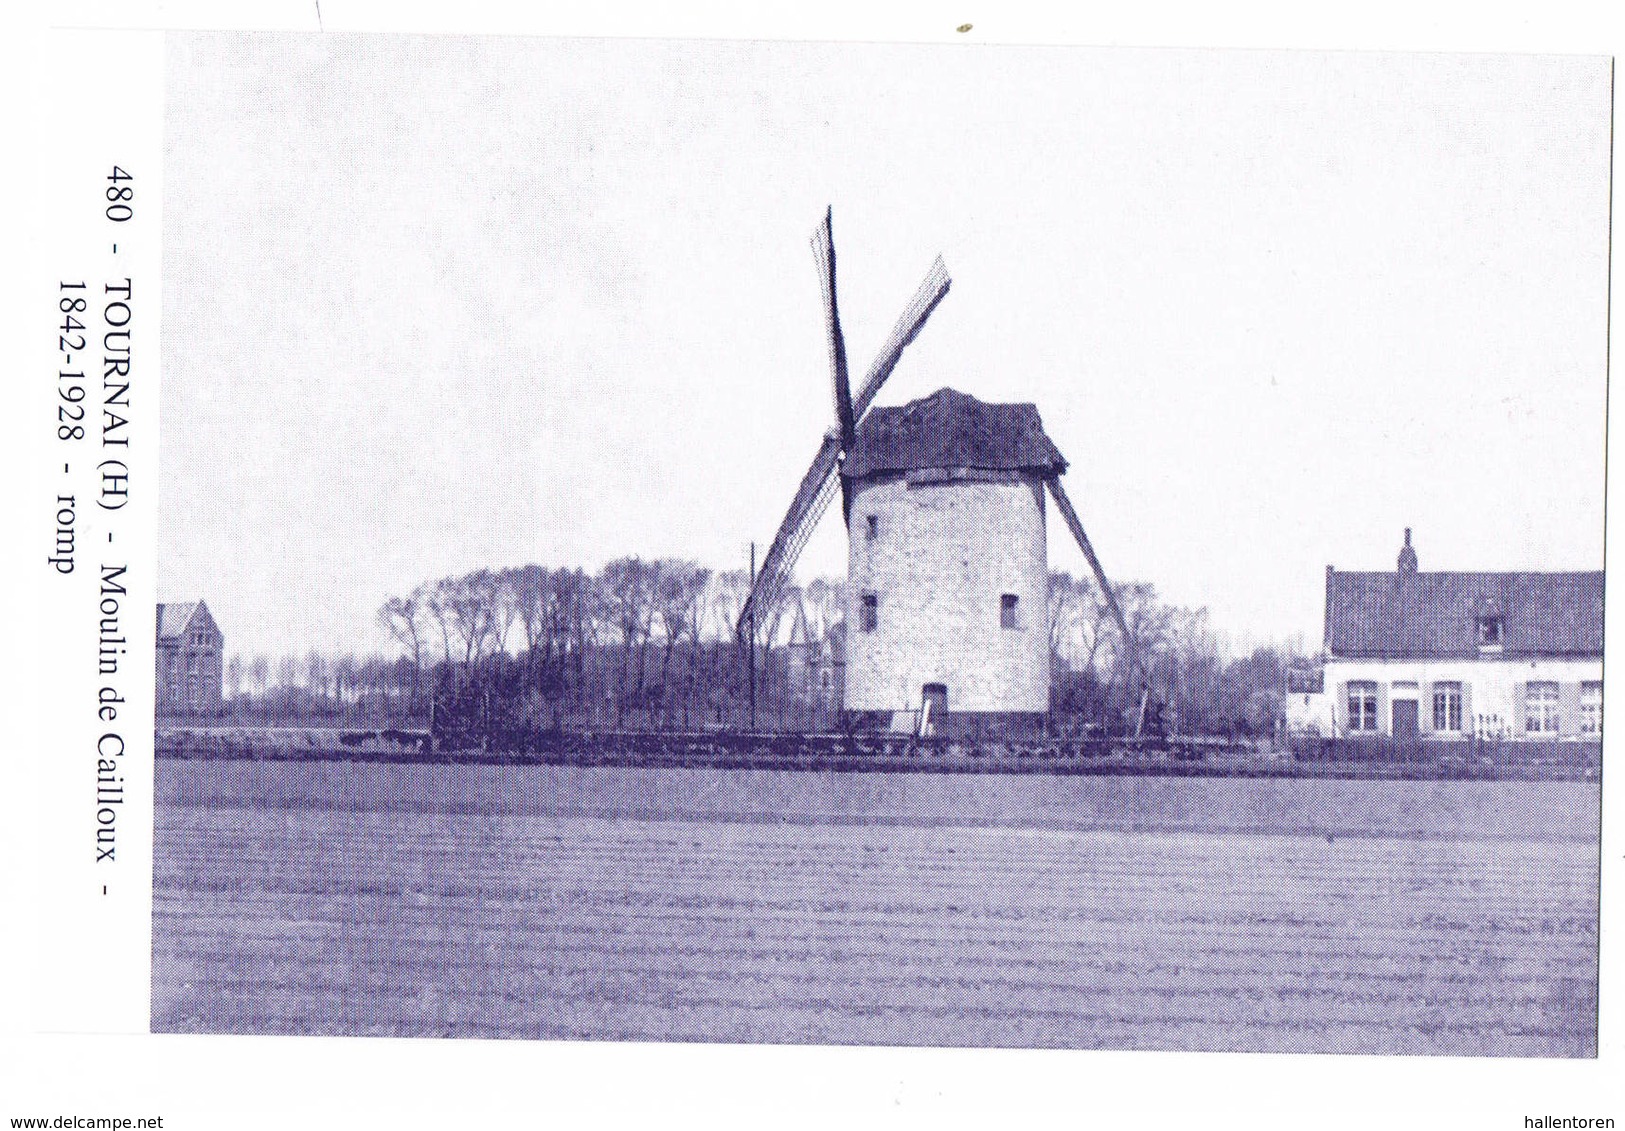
[30,29,160,1037]
[50,169,136,883]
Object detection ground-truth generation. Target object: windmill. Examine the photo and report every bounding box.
[737,208,1147,735]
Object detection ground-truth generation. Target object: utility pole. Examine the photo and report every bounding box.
[747,541,757,732]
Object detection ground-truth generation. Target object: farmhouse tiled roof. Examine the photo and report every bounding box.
[156,601,200,640]
[1324,569,1603,659]
[843,387,1066,480]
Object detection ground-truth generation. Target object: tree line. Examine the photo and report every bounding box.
[215,560,1312,739]
[1047,571,1310,739]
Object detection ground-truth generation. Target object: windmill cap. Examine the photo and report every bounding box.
[842,387,1067,479]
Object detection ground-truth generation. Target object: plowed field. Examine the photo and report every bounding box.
[152,761,1597,1055]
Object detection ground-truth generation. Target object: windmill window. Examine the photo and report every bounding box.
[865,514,879,542]
[1000,593,1019,629]
[860,593,878,633]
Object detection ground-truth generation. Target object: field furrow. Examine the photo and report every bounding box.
[151,762,1598,1055]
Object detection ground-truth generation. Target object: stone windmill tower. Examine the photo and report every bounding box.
[737,209,1137,735]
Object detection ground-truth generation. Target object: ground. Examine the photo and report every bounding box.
[151,761,1598,1055]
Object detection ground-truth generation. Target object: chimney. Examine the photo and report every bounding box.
[1397,527,1418,574]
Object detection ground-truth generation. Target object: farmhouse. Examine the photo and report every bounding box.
[156,600,224,714]
[1318,530,1602,743]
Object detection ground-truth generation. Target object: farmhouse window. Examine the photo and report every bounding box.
[1580,681,1603,735]
[1476,616,1503,647]
[865,514,879,542]
[1432,682,1463,732]
[1346,681,1378,732]
[1339,679,1378,734]
[1525,681,1560,734]
[860,592,878,633]
[1001,593,1019,629]
[187,654,199,675]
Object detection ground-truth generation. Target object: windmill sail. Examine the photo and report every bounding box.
[735,212,953,644]
[737,433,843,642]
[813,208,856,457]
[853,256,950,414]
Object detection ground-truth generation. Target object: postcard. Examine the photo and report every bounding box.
[10,8,1620,1128]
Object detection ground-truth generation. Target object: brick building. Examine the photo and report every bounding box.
[841,388,1062,733]
[769,590,845,730]
[1319,530,1602,742]
[156,600,225,714]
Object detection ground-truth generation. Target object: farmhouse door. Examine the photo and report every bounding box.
[1392,698,1419,742]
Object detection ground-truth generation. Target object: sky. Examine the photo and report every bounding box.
[159,33,1611,661]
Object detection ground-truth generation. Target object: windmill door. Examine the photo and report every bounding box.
[921,683,948,735]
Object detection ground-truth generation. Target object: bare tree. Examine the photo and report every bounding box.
[712,569,751,641]
[705,569,753,726]
[511,563,548,669]
[497,563,594,725]
[484,568,521,658]
[305,649,330,706]
[333,652,359,711]
[1049,571,1107,672]
[559,567,597,719]
[422,579,454,666]
[1094,582,1164,693]
[357,654,387,717]
[1160,606,1219,736]
[599,557,658,724]
[391,655,418,714]
[378,592,426,713]
[275,653,300,691]
[654,560,711,727]
[418,577,461,694]
[445,572,496,678]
